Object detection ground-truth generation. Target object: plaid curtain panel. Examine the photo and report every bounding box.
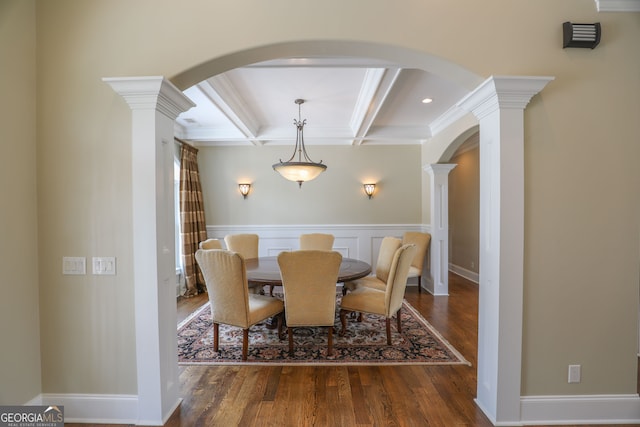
[179,142,208,296]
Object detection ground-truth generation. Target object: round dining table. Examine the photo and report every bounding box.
[245,256,371,286]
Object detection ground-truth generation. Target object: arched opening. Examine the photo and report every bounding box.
[107,40,552,425]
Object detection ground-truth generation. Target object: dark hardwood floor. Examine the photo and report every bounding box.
[68,273,638,427]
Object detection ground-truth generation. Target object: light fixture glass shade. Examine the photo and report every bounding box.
[238,183,251,198]
[364,183,376,199]
[273,99,326,188]
[273,162,327,184]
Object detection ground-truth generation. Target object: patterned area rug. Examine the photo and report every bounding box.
[178,296,470,366]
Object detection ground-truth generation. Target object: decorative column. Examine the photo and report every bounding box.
[457,75,553,425]
[424,164,456,295]
[104,77,195,425]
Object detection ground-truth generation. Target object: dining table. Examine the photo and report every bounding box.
[245,255,372,289]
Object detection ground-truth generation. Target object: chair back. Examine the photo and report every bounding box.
[299,233,335,250]
[375,237,402,282]
[224,233,259,259]
[402,232,431,275]
[277,250,342,327]
[384,244,418,316]
[195,249,251,328]
[199,238,223,250]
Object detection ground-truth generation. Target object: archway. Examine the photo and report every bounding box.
[106,40,552,426]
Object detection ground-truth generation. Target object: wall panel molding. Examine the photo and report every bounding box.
[206,223,431,288]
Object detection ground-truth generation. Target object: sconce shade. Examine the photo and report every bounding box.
[364,183,376,199]
[563,22,601,49]
[238,183,251,199]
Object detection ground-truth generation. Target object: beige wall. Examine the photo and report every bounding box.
[198,145,421,225]
[3,0,638,405]
[0,0,42,404]
[449,138,480,275]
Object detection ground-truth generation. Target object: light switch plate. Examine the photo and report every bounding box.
[92,257,116,275]
[63,257,86,275]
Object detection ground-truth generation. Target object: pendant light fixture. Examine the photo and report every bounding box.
[272,99,327,187]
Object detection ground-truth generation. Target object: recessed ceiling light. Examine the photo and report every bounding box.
[422,98,433,104]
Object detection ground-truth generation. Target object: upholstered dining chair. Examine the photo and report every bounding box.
[339,244,417,345]
[342,236,402,294]
[224,233,259,259]
[224,233,262,293]
[195,249,284,361]
[402,231,431,293]
[199,238,223,250]
[299,233,335,251]
[277,250,342,356]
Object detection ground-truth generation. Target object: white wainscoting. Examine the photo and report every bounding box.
[206,223,431,289]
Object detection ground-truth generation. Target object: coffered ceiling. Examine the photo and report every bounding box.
[174,2,638,148]
[175,57,471,147]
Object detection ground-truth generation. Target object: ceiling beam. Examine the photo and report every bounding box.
[199,77,264,146]
[350,68,402,145]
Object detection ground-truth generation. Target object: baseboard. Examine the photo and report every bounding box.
[520,394,640,425]
[449,263,479,284]
[29,393,138,424]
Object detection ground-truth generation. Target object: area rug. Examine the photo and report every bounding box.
[178,296,470,366]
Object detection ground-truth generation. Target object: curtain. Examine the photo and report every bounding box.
[179,141,208,297]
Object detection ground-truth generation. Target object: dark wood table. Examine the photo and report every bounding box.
[245,256,371,286]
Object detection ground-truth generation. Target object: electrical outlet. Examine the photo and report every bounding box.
[568,364,581,383]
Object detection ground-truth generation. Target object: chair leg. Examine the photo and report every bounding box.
[213,323,220,352]
[277,313,284,340]
[327,326,333,356]
[339,309,349,336]
[396,307,402,333]
[418,275,422,293]
[385,318,392,345]
[269,285,274,297]
[288,327,294,355]
[242,329,249,361]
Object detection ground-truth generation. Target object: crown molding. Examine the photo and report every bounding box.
[595,0,640,11]
[103,76,195,119]
[456,75,554,120]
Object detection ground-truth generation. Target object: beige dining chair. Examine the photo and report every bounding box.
[299,233,335,250]
[224,233,262,293]
[199,238,223,250]
[402,232,431,293]
[342,236,402,294]
[195,249,284,361]
[339,244,417,345]
[224,233,259,259]
[277,250,342,356]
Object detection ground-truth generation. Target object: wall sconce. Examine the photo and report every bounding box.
[563,22,601,49]
[363,183,376,199]
[238,183,251,199]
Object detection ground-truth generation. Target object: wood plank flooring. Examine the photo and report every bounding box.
[67,273,637,427]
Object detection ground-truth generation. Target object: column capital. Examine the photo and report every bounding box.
[103,76,195,120]
[424,163,457,176]
[456,75,554,120]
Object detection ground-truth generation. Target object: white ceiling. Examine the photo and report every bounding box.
[175,57,471,147]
